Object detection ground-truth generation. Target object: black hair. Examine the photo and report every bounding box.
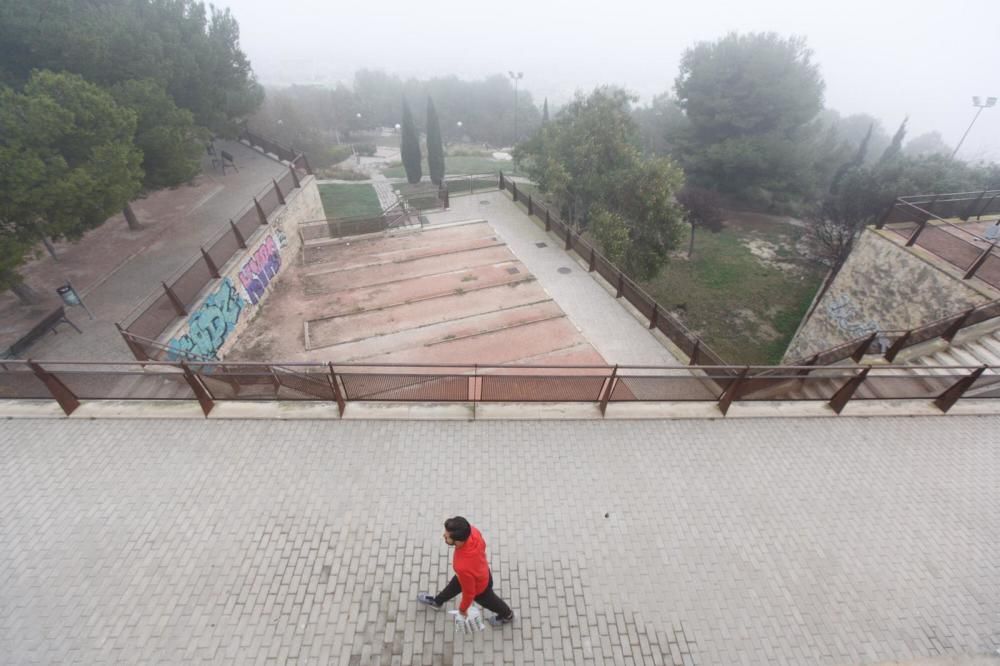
[444,516,471,542]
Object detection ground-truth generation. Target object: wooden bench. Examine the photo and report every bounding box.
[2,307,82,359]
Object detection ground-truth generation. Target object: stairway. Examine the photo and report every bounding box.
[771,324,1000,402]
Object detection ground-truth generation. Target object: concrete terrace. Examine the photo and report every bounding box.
[229,192,683,366]
[1,416,998,665]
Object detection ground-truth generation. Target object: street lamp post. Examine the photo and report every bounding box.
[507,71,524,147]
[951,96,997,159]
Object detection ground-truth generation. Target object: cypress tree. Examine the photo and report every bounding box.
[400,97,422,183]
[878,117,908,165]
[542,98,549,123]
[426,97,445,185]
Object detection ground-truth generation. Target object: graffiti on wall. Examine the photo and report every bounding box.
[238,234,281,305]
[826,294,889,352]
[167,278,245,360]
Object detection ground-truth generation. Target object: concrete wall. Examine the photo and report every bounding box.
[163,177,323,360]
[784,228,995,361]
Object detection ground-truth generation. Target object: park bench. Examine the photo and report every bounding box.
[1,307,81,359]
[220,150,239,174]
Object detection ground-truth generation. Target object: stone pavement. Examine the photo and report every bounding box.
[1,416,998,665]
[427,192,683,366]
[3,140,289,361]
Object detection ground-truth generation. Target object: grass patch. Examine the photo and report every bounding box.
[640,224,823,365]
[318,183,382,219]
[382,155,518,178]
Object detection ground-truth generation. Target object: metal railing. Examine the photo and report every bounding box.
[240,129,313,175]
[787,295,1000,367]
[298,201,413,245]
[1,359,995,417]
[498,173,729,368]
[119,166,305,345]
[878,190,1000,288]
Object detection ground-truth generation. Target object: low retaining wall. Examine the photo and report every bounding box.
[161,178,323,360]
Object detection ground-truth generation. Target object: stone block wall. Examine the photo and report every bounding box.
[783,228,996,361]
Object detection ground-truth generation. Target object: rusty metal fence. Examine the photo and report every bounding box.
[240,129,313,175]
[119,165,306,347]
[878,190,1000,289]
[1,360,996,417]
[498,173,728,367]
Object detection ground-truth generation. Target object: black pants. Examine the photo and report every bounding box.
[434,573,512,618]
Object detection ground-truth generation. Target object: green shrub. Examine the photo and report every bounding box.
[353,142,377,157]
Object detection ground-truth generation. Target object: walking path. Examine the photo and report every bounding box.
[0,141,289,360]
[426,192,683,365]
[1,416,997,665]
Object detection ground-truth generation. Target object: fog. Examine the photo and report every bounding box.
[218,0,1000,160]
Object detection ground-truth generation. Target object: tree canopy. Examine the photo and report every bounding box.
[674,32,826,209]
[0,71,143,295]
[400,98,422,184]
[426,97,445,185]
[0,0,262,135]
[517,87,685,280]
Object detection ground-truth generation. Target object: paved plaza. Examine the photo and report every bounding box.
[1,416,998,665]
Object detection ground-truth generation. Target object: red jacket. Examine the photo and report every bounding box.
[453,526,490,612]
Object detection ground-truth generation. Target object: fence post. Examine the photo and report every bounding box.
[795,354,819,377]
[963,242,997,279]
[876,199,897,229]
[299,154,313,175]
[527,195,533,216]
[162,282,186,316]
[201,248,220,279]
[440,184,449,209]
[327,362,346,417]
[512,181,518,203]
[180,362,214,416]
[961,190,987,220]
[565,230,572,251]
[29,361,80,415]
[934,365,986,413]
[498,171,504,190]
[883,330,912,362]
[828,366,870,414]
[116,323,150,363]
[254,197,268,225]
[717,366,749,415]
[229,220,247,249]
[588,247,596,272]
[545,209,551,231]
[942,307,976,342]
[616,273,624,298]
[648,303,659,330]
[273,179,286,206]
[598,365,618,416]
[289,164,301,189]
[850,331,878,362]
[905,218,929,247]
[689,340,701,366]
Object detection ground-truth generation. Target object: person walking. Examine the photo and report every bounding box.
[417,516,515,631]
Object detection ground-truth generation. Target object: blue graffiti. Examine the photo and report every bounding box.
[167,278,245,360]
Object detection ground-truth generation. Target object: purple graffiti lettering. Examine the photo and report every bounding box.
[238,235,282,305]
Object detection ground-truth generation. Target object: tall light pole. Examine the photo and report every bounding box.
[951,96,997,159]
[508,71,524,147]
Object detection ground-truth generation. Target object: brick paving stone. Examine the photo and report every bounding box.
[0,417,999,665]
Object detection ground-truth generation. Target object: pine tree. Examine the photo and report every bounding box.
[426,97,445,185]
[400,97,422,184]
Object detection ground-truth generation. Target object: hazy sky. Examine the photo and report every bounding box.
[217,0,1000,160]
